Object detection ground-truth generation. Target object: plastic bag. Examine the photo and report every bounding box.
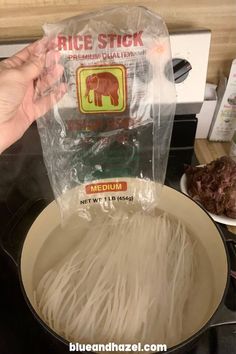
[37,6,176,221]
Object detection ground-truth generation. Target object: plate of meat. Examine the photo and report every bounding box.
[180,156,236,226]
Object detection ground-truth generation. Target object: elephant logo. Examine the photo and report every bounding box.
[77,65,126,113]
[85,72,119,107]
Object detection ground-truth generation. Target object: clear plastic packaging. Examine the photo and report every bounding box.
[37,6,176,221]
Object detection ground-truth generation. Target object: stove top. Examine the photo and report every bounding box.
[0,123,235,354]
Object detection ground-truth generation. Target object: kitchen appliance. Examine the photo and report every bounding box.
[169,29,211,166]
[0,29,235,354]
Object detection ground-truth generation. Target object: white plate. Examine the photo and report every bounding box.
[180,171,236,226]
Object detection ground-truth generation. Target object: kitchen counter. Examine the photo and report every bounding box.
[195,139,236,234]
[195,139,230,164]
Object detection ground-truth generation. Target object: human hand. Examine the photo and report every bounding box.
[0,38,67,153]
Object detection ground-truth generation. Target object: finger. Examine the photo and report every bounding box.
[20,52,46,81]
[14,37,49,63]
[1,44,37,69]
[47,37,58,51]
[20,47,62,82]
[33,83,67,119]
[3,37,49,69]
[45,50,61,68]
[36,64,64,95]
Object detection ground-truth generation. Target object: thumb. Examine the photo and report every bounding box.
[20,53,45,81]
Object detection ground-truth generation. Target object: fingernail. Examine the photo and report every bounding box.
[60,83,67,95]
[45,50,61,67]
[47,38,57,50]
[34,37,49,56]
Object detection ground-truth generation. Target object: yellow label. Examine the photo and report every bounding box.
[76,65,127,114]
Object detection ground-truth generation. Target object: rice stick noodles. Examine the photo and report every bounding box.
[34,210,195,347]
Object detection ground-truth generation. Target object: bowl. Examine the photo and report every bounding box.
[180,170,236,226]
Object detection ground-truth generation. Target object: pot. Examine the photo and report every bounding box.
[1,179,236,353]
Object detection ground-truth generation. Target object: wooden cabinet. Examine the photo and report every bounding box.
[0,1,236,83]
[1,3,235,229]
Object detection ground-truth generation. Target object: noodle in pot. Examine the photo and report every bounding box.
[34,210,195,347]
